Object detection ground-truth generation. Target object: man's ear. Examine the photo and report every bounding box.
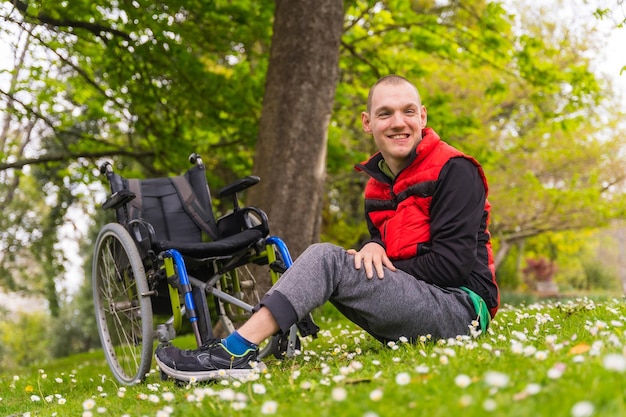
[361,111,372,134]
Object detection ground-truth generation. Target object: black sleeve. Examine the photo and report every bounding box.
[393,157,486,287]
[359,207,386,250]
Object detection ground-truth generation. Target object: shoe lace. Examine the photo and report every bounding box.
[198,338,222,350]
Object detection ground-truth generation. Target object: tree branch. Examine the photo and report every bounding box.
[0,149,155,171]
[11,0,132,41]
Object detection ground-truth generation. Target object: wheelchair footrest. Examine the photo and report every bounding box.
[296,314,320,339]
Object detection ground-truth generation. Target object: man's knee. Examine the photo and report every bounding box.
[303,242,343,257]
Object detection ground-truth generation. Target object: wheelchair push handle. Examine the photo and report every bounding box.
[188,153,204,167]
[99,161,113,176]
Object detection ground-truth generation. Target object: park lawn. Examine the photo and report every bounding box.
[1,297,625,417]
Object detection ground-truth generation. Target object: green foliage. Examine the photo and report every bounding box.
[0,311,51,370]
[578,259,620,292]
[2,0,626,317]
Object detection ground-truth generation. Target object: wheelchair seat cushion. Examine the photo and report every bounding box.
[152,228,264,258]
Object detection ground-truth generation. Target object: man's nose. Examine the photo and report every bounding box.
[390,112,405,128]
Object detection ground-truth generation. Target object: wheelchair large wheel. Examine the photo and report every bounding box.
[92,223,154,385]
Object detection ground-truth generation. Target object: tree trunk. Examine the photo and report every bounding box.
[248,0,343,265]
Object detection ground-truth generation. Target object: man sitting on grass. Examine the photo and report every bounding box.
[155,74,500,382]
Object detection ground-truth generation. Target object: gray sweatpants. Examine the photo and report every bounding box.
[257,242,477,342]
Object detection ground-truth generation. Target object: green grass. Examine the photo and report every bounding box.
[2,297,626,417]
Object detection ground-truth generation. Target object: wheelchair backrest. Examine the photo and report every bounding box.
[109,165,220,244]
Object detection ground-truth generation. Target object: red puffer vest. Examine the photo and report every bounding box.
[359,128,490,260]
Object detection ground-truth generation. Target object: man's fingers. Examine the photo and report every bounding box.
[383,256,396,271]
[351,251,362,270]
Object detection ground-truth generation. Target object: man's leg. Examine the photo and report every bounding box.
[262,242,477,341]
[237,306,279,344]
[156,242,477,380]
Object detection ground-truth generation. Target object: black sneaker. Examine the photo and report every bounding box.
[155,339,266,382]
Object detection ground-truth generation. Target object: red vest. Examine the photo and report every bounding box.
[359,128,498,317]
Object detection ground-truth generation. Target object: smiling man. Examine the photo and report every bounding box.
[155,75,500,382]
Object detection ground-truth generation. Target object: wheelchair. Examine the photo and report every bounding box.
[92,153,319,385]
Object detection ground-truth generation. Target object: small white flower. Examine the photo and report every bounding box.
[523,345,537,356]
[219,389,236,401]
[331,387,347,402]
[261,400,278,414]
[459,394,473,407]
[603,354,626,372]
[483,398,497,411]
[395,372,411,386]
[30,395,41,402]
[253,383,267,394]
[231,401,246,410]
[571,401,595,417]
[455,374,472,388]
[547,363,566,379]
[162,392,175,402]
[525,383,541,395]
[369,388,383,401]
[484,371,509,388]
[415,365,429,374]
[82,399,96,410]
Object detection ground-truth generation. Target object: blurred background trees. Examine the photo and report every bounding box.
[1,0,625,367]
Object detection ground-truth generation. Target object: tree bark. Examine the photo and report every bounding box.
[249,0,344,264]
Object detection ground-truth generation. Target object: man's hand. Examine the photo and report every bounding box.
[347,242,396,279]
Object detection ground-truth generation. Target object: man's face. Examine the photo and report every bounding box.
[361,81,427,174]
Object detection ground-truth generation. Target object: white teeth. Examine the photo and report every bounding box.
[390,134,408,139]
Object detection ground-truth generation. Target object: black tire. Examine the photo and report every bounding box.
[92,223,154,385]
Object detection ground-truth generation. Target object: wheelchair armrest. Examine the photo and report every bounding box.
[218,176,260,198]
[102,189,136,210]
[217,206,269,238]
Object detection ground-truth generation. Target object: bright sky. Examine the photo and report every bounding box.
[500,0,626,105]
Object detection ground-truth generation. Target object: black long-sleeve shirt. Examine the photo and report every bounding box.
[362,157,499,310]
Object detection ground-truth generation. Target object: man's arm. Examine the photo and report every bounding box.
[393,157,486,287]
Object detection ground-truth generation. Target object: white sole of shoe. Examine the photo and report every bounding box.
[154,356,267,382]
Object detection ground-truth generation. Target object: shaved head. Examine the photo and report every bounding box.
[366,75,421,114]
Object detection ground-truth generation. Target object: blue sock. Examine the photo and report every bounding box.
[221,331,258,355]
